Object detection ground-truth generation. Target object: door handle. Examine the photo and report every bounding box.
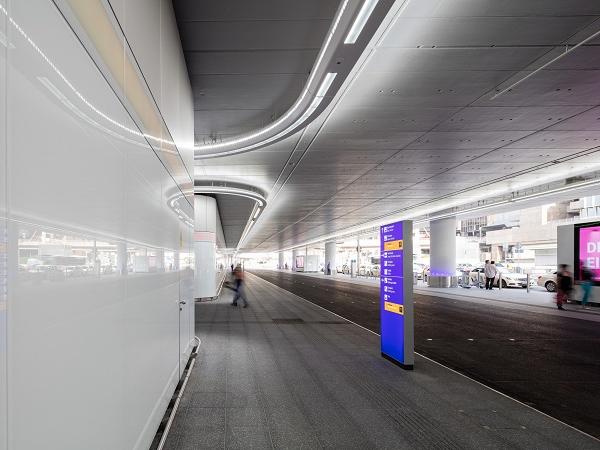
[179,301,187,305]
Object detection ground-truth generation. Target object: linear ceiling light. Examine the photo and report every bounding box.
[345,0,379,44]
[316,72,337,97]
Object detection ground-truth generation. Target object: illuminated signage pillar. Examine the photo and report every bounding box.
[380,220,414,369]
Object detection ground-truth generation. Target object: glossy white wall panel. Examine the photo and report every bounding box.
[5,1,195,449]
[112,0,194,176]
[122,0,161,105]
[160,0,194,175]
[0,3,7,449]
[10,273,127,449]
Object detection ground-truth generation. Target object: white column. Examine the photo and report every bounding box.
[292,249,298,271]
[324,241,336,276]
[194,195,217,298]
[278,252,284,270]
[429,217,457,287]
[117,242,128,275]
[156,248,165,272]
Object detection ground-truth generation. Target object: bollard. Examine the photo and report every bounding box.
[527,273,530,293]
[499,273,502,291]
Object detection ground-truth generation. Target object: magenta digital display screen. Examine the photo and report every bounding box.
[575,222,600,283]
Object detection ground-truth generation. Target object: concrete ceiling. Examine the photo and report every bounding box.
[214,194,255,248]
[172,0,341,144]
[180,0,600,252]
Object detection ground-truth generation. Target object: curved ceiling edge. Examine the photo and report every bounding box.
[194,0,397,160]
[194,181,267,251]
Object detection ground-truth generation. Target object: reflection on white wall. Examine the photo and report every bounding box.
[0,2,7,448]
[2,1,194,449]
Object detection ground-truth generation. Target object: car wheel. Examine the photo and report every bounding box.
[545,281,557,292]
[501,280,508,289]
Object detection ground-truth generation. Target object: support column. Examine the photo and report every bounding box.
[117,242,128,276]
[194,195,217,298]
[292,249,298,271]
[428,217,457,287]
[278,252,284,270]
[156,248,165,272]
[324,241,336,276]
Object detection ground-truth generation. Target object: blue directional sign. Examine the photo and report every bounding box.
[380,220,414,369]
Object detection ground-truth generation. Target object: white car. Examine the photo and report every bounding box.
[537,272,557,292]
[469,267,531,288]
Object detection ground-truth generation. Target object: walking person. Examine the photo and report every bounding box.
[485,260,497,290]
[556,264,573,311]
[231,264,248,308]
[580,264,593,309]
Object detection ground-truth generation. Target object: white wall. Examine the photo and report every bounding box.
[110,0,195,175]
[0,3,7,449]
[1,1,194,449]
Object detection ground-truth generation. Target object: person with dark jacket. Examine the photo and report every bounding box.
[556,264,573,310]
[231,265,248,308]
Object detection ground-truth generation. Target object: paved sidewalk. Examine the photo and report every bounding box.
[163,273,599,449]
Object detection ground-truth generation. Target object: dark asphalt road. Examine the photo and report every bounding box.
[251,270,600,440]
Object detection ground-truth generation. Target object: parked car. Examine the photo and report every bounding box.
[469,267,531,288]
[359,265,380,277]
[537,271,557,292]
[337,264,350,275]
[413,264,426,280]
[370,265,380,277]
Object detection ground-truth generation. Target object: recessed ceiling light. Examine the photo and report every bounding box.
[344,0,379,44]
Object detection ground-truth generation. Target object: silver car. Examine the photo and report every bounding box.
[537,272,557,292]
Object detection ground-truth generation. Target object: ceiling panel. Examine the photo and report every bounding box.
[173,0,340,21]
[173,0,336,140]
[548,106,600,131]
[185,49,319,75]
[381,17,595,47]
[474,69,600,107]
[504,131,600,149]
[433,106,589,132]
[366,47,551,73]
[402,0,600,18]
[177,20,331,51]
[405,131,533,149]
[343,69,509,108]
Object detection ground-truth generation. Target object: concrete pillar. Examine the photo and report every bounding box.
[117,242,128,275]
[194,195,217,298]
[292,249,298,271]
[278,252,284,270]
[156,248,165,272]
[429,217,457,287]
[324,241,336,276]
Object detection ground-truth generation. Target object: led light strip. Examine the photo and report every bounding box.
[194,1,349,154]
[345,0,380,44]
